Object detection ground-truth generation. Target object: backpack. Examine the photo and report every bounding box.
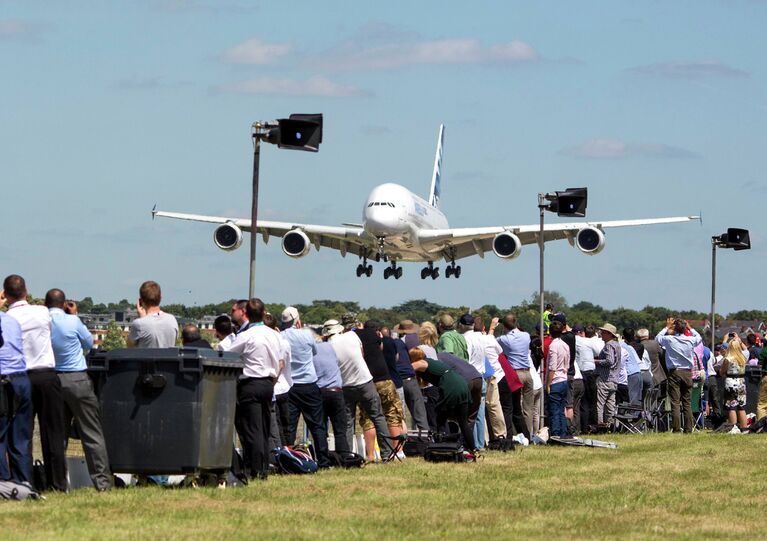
[423,441,476,463]
[272,447,318,474]
[329,451,366,468]
[0,480,42,501]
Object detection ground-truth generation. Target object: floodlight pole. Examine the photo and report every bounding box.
[710,237,717,355]
[248,133,262,299]
[537,193,546,349]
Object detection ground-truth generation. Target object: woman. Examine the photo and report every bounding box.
[409,348,476,451]
[720,334,749,431]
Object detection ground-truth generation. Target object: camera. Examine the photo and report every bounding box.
[729,332,735,338]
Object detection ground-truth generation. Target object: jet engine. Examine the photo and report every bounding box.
[282,229,311,258]
[213,223,243,251]
[492,232,522,260]
[575,226,605,255]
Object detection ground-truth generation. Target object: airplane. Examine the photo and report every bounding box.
[153,125,699,280]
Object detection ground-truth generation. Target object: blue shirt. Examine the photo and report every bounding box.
[0,312,26,375]
[50,308,93,372]
[394,338,416,379]
[497,329,531,370]
[281,326,318,384]
[312,342,343,389]
[621,342,641,376]
[656,328,702,370]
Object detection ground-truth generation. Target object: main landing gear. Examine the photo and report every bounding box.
[420,262,439,280]
[356,256,373,277]
[383,261,402,280]
[445,262,461,278]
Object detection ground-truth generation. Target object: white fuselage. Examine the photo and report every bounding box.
[362,183,449,261]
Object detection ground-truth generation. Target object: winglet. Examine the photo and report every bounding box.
[428,124,444,208]
[151,204,157,220]
[698,211,703,226]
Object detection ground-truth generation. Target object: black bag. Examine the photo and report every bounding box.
[329,451,366,468]
[403,430,433,457]
[32,460,47,492]
[423,441,475,463]
[0,480,42,501]
[749,416,767,434]
[486,436,516,452]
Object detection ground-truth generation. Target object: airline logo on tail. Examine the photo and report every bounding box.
[428,124,444,208]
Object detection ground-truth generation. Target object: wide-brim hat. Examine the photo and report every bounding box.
[393,319,420,334]
[322,319,344,337]
[598,323,618,337]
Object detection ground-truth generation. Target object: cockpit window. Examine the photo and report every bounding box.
[368,202,395,208]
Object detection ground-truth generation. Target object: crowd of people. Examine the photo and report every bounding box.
[1,275,766,491]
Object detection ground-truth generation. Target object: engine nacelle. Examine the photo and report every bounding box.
[492,232,522,260]
[213,223,243,251]
[575,227,605,255]
[282,229,311,258]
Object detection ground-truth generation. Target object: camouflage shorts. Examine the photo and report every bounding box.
[359,379,404,431]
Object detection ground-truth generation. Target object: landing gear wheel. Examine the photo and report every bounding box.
[445,266,453,278]
[454,265,461,278]
[421,268,429,280]
[356,265,363,277]
[431,268,439,280]
[383,267,391,279]
[395,267,403,279]
[365,265,373,277]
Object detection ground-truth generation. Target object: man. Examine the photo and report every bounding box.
[656,318,702,433]
[214,315,236,351]
[220,298,283,480]
[325,320,395,461]
[3,275,67,491]
[280,307,330,468]
[436,314,469,361]
[595,323,622,428]
[546,320,570,437]
[574,324,601,433]
[181,324,212,349]
[393,319,420,350]
[355,321,404,458]
[45,288,112,492]
[621,328,643,406]
[633,329,653,400]
[313,321,350,453]
[127,281,178,348]
[496,314,534,438]
[550,313,578,434]
[230,300,250,334]
[461,314,506,444]
[638,327,666,391]
[384,326,429,433]
[0,307,33,486]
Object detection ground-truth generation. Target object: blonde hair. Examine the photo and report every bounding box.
[418,321,439,347]
[725,338,747,368]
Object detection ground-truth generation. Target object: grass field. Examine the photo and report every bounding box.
[2,433,766,540]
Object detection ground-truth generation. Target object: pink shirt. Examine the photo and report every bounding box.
[547,337,570,385]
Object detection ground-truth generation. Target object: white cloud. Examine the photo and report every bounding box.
[322,38,539,71]
[628,61,748,79]
[222,38,291,65]
[214,76,370,98]
[559,138,699,159]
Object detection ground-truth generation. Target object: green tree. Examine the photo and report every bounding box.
[102,321,126,351]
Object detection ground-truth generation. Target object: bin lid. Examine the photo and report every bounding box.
[91,347,244,370]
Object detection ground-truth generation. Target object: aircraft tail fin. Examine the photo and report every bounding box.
[428,124,444,208]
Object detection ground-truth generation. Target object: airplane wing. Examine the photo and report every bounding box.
[416,216,700,260]
[153,210,373,257]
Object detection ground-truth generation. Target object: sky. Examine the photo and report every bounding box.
[1,1,765,314]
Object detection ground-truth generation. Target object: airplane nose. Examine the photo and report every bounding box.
[365,207,401,236]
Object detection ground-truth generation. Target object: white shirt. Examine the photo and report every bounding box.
[480,333,505,382]
[462,330,487,375]
[575,335,597,372]
[7,300,55,370]
[220,324,282,379]
[329,332,372,387]
[217,333,236,351]
[529,354,543,391]
[273,335,293,396]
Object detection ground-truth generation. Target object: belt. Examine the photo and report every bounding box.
[322,387,342,392]
[402,377,415,381]
[2,371,28,379]
[515,368,530,371]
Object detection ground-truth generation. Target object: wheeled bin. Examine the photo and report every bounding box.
[88,348,243,475]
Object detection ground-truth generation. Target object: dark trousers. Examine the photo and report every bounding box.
[0,372,33,484]
[548,381,568,437]
[667,369,693,433]
[617,383,629,405]
[437,402,475,451]
[235,377,274,479]
[28,368,67,491]
[321,388,350,453]
[422,385,440,432]
[570,378,584,436]
[59,371,112,491]
[498,378,527,438]
[274,393,291,447]
[402,377,430,432]
[287,382,330,468]
[581,370,599,430]
[628,373,643,406]
[342,381,393,456]
[707,375,722,420]
[467,378,483,430]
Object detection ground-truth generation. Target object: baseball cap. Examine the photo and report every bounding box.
[572,324,585,333]
[459,313,475,326]
[341,312,359,329]
[551,312,567,324]
[281,306,299,323]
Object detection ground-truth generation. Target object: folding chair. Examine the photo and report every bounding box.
[691,379,705,432]
[614,401,646,434]
[381,434,407,463]
[644,386,668,432]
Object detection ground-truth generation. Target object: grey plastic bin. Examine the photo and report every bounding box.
[88,347,243,475]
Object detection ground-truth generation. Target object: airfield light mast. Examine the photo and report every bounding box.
[710,228,751,354]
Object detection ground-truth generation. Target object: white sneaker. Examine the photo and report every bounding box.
[512,433,529,447]
[729,425,743,435]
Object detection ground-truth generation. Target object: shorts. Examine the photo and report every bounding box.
[359,379,404,431]
[724,377,746,411]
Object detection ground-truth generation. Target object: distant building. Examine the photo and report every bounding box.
[80,310,217,347]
